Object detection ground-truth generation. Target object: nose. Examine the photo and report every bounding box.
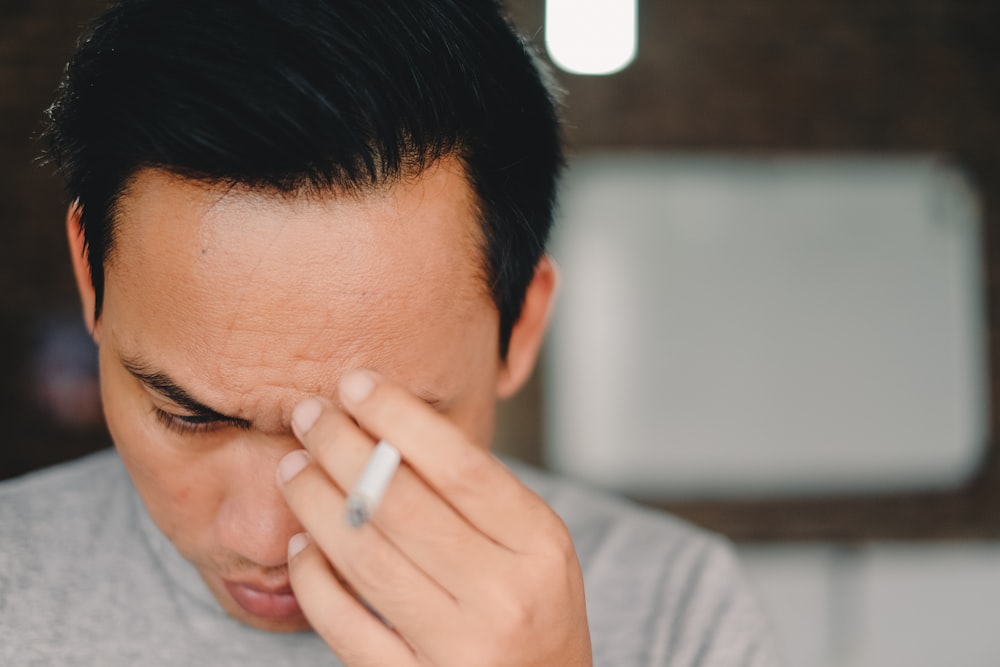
[215,435,304,568]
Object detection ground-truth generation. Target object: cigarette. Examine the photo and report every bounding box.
[345,440,401,528]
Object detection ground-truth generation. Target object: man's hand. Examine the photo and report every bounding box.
[276,369,593,666]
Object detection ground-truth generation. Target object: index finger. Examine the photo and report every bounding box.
[337,369,561,551]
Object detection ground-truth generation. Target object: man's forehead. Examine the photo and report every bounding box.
[109,162,486,289]
[99,159,496,432]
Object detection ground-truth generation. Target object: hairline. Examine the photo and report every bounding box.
[94,155,498,335]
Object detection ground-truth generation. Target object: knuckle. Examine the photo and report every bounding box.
[312,410,352,450]
[495,594,537,640]
[337,538,403,599]
[545,522,577,563]
[440,444,492,492]
[520,511,577,567]
[482,577,538,635]
[378,471,422,524]
[309,414,367,480]
[523,522,580,590]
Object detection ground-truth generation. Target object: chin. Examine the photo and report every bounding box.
[231,609,314,634]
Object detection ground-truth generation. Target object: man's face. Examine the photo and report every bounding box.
[91,158,504,632]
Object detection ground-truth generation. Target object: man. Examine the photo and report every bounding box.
[0,0,778,664]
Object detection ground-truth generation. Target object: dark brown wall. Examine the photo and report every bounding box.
[1,0,111,479]
[511,0,1000,154]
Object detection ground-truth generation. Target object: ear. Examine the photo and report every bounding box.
[496,255,559,399]
[66,202,100,341]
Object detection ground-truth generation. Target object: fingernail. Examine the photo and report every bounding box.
[340,369,376,405]
[277,449,310,484]
[288,532,310,560]
[291,397,324,438]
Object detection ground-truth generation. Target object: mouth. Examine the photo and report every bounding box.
[222,579,303,621]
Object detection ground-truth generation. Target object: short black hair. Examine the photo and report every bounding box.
[44,0,564,357]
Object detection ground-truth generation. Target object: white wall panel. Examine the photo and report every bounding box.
[546,154,986,497]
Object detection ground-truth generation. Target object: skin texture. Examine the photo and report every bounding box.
[68,157,592,664]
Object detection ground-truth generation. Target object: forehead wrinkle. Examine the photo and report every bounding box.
[209,332,379,398]
[210,309,386,381]
[105,160,494,436]
[112,327,322,434]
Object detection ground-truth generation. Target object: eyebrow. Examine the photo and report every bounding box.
[121,357,253,429]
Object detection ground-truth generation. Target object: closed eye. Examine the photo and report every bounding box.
[153,407,251,435]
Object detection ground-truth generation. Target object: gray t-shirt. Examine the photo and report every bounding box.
[0,449,779,666]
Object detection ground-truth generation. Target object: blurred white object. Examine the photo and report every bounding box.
[545,154,987,497]
[545,0,637,75]
[848,544,1000,667]
[737,545,838,667]
[738,543,1000,667]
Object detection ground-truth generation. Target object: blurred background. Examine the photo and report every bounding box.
[2,0,1000,665]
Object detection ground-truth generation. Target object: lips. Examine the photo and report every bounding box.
[223,579,303,620]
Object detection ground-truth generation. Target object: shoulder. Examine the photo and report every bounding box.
[1,447,123,492]
[0,448,128,567]
[0,449,147,659]
[0,448,125,521]
[509,457,725,563]
[509,460,782,666]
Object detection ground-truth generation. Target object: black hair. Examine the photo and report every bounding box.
[44,0,564,357]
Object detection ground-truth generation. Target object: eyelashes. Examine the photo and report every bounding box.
[152,407,249,435]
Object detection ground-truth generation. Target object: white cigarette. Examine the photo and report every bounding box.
[345,440,401,528]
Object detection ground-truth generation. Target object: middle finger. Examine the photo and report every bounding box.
[279,449,458,645]
[290,398,511,597]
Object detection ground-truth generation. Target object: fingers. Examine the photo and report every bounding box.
[335,369,562,551]
[278,450,460,648]
[278,373,593,666]
[286,534,417,666]
[288,401,505,593]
